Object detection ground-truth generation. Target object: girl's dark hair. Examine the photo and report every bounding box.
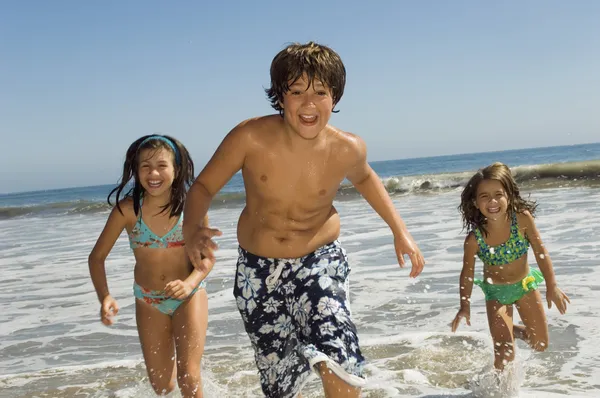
[108,134,194,218]
[459,162,537,236]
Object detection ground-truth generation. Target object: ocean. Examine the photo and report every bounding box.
[1,143,599,397]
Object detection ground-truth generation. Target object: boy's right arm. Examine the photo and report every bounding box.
[452,233,478,331]
[183,122,251,269]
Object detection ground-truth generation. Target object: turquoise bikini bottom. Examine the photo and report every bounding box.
[133,280,206,316]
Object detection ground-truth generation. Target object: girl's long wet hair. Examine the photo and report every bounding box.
[459,162,537,236]
[108,134,194,218]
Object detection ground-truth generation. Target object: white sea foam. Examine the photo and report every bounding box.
[0,188,599,396]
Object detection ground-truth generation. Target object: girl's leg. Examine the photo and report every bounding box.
[485,300,516,370]
[172,289,209,398]
[515,289,549,352]
[136,301,177,395]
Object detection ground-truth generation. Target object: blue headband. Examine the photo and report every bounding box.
[139,135,181,164]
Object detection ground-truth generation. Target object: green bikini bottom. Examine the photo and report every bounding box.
[474,269,544,305]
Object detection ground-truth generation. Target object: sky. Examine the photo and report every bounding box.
[1,1,599,194]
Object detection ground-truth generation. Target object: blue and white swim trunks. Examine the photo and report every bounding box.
[233,240,366,398]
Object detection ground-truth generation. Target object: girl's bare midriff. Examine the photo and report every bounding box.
[133,249,194,290]
[483,255,530,285]
[237,203,341,259]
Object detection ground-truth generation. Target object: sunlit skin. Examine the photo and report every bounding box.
[452,177,570,371]
[183,71,425,397]
[89,145,209,397]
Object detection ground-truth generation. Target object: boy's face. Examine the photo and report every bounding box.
[280,74,334,140]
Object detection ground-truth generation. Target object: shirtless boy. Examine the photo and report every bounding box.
[183,41,425,398]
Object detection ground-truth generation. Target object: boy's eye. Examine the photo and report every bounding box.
[290,91,302,95]
[317,91,328,96]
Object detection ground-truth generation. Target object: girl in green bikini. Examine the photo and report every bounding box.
[451,162,570,370]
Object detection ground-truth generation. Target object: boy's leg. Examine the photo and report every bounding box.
[515,289,549,352]
[317,363,361,398]
[173,289,209,397]
[136,301,177,395]
[485,300,515,370]
[295,242,366,396]
[233,249,307,398]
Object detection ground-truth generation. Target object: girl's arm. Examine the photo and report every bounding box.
[165,214,213,299]
[452,233,478,332]
[88,204,129,303]
[521,211,557,287]
[459,233,478,309]
[521,211,570,313]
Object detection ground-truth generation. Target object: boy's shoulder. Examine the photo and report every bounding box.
[227,115,280,143]
[325,125,367,158]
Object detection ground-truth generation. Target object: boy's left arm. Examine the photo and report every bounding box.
[345,135,425,277]
[522,211,570,314]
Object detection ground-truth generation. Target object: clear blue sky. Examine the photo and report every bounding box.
[1,1,599,193]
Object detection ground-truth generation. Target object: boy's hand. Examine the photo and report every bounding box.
[185,226,222,271]
[451,307,471,332]
[394,233,425,278]
[164,279,194,300]
[547,285,570,315]
[100,295,119,326]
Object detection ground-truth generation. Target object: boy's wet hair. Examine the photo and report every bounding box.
[459,162,537,236]
[266,41,346,115]
[108,134,195,218]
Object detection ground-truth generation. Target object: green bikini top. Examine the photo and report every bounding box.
[473,212,530,266]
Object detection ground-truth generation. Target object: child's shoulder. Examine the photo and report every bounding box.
[464,231,478,244]
[112,197,136,218]
[464,231,479,253]
[326,125,366,153]
[515,210,535,230]
[227,115,280,144]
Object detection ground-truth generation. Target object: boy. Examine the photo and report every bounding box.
[183,41,425,398]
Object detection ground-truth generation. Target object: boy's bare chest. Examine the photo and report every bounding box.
[244,151,346,199]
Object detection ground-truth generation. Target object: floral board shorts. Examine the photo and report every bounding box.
[233,240,366,398]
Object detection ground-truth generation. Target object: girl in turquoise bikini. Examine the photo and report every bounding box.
[451,162,570,370]
[88,135,211,397]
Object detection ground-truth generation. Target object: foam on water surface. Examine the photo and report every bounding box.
[1,188,599,396]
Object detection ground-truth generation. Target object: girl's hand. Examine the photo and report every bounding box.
[164,279,194,300]
[451,307,471,332]
[101,295,119,326]
[547,285,570,315]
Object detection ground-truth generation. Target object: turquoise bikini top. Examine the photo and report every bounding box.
[473,212,530,266]
[127,200,185,249]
